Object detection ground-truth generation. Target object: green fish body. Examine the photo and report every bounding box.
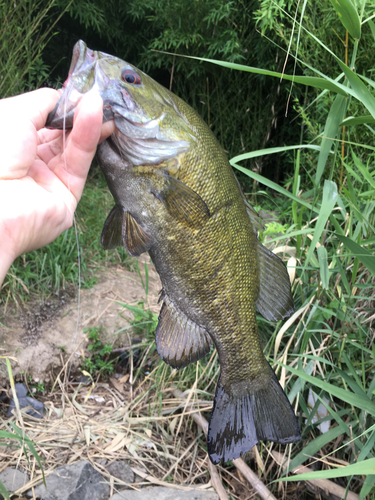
[47,40,300,464]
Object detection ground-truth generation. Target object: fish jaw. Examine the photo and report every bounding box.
[46,40,193,165]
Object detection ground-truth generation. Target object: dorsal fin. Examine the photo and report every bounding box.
[155,295,212,369]
[255,241,294,321]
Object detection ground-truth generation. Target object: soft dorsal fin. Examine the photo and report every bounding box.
[152,173,210,227]
[101,205,124,250]
[101,206,153,256]
[155,295,212,369]
[256,241,294,321]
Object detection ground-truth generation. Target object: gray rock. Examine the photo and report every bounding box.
[7,383,44,418]
[26,460,110,500]
[106,462,134,485]
[0,468,30,498]
[109,486,219,500]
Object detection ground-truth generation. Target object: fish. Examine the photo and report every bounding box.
[46,40,301,464]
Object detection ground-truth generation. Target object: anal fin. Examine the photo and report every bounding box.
[155,295,212,369]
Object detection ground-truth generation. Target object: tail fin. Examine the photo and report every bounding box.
[207,366,300,464]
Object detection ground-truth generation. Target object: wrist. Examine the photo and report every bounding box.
[0,220,18,289]
[0,248,16,289]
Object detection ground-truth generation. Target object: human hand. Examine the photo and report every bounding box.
[0,88,115,285]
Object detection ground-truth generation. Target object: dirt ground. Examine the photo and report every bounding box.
[0,257,161,383]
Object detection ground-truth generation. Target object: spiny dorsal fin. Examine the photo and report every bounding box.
[153,173,210,227]
[124,211,154,256]
[255,241,294,321]
[101,205,124,250]
[155,295,212,369]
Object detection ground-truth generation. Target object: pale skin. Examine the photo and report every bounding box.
[0,88,115,287]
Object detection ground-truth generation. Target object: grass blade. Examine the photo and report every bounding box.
[231,162,317,212]
[279,458,375,481]
[316,94,347,185]
[317,246,329,289]
[335,235,375,275]
[0,482,10,500]
[305,180,338,268]
[280,363,375,415]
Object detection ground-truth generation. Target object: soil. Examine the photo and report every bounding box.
[0,256,161,383]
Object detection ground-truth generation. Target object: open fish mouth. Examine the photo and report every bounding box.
[46,40,190,164]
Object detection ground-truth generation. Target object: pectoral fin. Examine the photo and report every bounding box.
[153,173,210,227]
[101,206,153,256]
[156,295,212,369]
[256,241,294,321]
[101,205,124,250]
[124,212,153,256]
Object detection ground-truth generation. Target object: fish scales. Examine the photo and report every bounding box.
[46,40,301,464]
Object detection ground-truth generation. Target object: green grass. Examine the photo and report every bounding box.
[0,166,133,305]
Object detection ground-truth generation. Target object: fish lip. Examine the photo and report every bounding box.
[46,40,189,153]
[46,40,116,129]
[46,40,152,131]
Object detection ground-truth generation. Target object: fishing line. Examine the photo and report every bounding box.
[61,81,82,381]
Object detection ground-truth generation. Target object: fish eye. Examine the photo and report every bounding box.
[121,69,142,85]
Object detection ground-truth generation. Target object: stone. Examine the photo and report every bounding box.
[0,468,30,499]
[26,460,110,500]
[106,462,134,486]
[109,486,219,500]
[6,383,44,418]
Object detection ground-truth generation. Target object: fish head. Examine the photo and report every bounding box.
[46,40,194,166]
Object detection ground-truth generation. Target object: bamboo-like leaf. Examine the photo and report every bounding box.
[335,60,375,119]
[367,19,375,42]
[335,235,375,275]
[167,54,350,96]
[360,475,375,500]
[231,144,321,163]
[305,181,338,268]
[328,0,361,40]
[230,145,321,213]
[351,151,375,188]
[341,115,375,126]
[317,246,329,289]
[316,94,346,185]
[280,363,375,415]
[279,458,375,482]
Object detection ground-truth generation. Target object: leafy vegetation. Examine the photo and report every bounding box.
[80,326,115,377]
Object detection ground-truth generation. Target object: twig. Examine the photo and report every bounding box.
[172,388,277,500]
[207,460,230,500]
[271,450,359,500]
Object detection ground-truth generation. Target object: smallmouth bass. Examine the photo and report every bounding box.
[47,40,301,464]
